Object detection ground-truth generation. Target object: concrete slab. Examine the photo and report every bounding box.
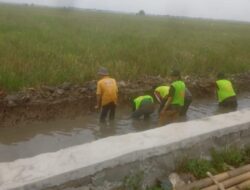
[0,109,250,190]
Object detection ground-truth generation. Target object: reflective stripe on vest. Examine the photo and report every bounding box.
[134,95,153,110]
[171,81,185,106]
[216,80,236,103]
[155,86,170,98]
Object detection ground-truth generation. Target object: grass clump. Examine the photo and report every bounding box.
[178,146,250,179]
[180,158,215,179]
[123,171,144,190]
[120,146,250,189]
[122,171,164,190]
[211,147,246,172]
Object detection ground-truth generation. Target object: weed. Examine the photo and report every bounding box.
[211,147,246,170]
[179,158,215,179]
[178,147,250,180]
[211,148,229,172]
[123,171,144,190]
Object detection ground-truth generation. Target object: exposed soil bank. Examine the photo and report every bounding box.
[0,73,250,127]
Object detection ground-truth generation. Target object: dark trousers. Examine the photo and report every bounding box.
[219,96,237,108]
[132,101,154,119]
[100,102,116,123]
[180,97,192,116]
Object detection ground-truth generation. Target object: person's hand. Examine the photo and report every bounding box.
[94,105,100,110]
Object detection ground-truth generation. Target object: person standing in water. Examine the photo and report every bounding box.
[215,72,237,108]
[95,67,118,123]
[160,70,186,125]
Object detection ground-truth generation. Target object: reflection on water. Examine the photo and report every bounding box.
[0,93,250,162]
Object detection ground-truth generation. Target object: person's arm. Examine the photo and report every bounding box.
[161,97,172,113]
[154,91,162,104]
[95,81,102,110]
[160,86,174,114]
[95,94,101,110]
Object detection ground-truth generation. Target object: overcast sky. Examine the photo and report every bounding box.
[1,0,250,22]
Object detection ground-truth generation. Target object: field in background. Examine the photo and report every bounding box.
[1,4,250,91]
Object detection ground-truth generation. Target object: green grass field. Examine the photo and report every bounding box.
[1,4,250,91]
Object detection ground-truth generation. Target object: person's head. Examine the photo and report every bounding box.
[97,67,109,78]
[170,70,181,81]
[217,72,225,80]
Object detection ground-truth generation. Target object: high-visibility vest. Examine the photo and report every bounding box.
[134,95,154,110]
[155,86,170,99]
[216,79,236,103]
[171,80,185,106]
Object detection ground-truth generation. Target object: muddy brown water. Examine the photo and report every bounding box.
[0,93,250,162]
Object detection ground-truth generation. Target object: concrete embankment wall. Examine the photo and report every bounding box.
[0,109,250,190]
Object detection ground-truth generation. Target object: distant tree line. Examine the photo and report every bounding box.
[137,10,146,16]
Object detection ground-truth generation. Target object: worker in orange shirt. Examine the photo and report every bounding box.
[95,67,118,123]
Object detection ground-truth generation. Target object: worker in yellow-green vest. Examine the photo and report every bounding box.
[160,70,186,125]
[154,86,170,104]
[131,95,155,119]
[154,86,170,113]
[155,85,192,115]
[215,72,237,108]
